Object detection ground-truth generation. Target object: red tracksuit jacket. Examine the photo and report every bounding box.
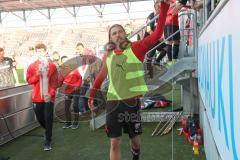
[63,69,82,94]
[27,60,58,102]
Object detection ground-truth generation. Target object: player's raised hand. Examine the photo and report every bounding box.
[171,1,184,15]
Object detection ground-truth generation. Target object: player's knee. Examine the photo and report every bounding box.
[110,138,121,151]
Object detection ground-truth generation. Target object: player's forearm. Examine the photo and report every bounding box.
[131,2,170,62]
[89,61,107,98]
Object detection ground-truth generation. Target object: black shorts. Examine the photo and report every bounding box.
[105,99,142,138]
[164,24,180,41]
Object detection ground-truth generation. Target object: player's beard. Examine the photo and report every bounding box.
[104,38,130,53]
[119,38,131,50]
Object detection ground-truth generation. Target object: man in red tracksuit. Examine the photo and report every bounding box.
[27,43,58,151]
[61,56,82,129]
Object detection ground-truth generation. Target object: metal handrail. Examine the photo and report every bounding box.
[0,90,32,100]
[128,14,159,39]
[0,107,33,119]
[145,29,180,57]
[178,12,195,17]
[145,27,194,57]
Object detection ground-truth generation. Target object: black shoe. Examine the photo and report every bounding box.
[0,156,10,160]
[62,122,72,129]
[132,155,140,160]
[43,141,52,151]
[71,122,79,129]
[131,148,140,160]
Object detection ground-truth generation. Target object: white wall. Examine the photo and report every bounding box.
[198,0,240,159]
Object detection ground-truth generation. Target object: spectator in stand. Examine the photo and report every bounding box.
[191,0,203,10]
[144,1,162,37]
[163,0,187,66]
[0,47,19,89]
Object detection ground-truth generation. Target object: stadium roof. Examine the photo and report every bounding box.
[0,0,150,12]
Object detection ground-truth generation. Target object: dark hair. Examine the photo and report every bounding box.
[0,47,4,52]
[61,56,68,61]
[35,43,47,51]
[76,42,84,48]
[105,24,131,54]
[108,24,126,41]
